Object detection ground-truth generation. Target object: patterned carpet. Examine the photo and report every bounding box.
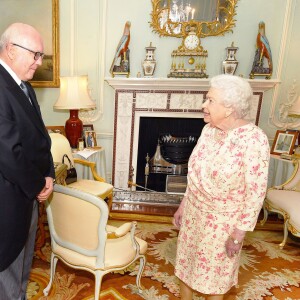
[28,220,300,300]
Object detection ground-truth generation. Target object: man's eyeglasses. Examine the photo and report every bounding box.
[11,43,44,60]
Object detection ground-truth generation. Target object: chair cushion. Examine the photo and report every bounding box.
[68,180,113,199]
[105,235,148,268]
[52,229,147,271]
[267,190,300,230]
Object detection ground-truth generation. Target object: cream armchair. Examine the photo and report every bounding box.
[261,159,300,248]
[49,132,113,211]
[43,184,147,298]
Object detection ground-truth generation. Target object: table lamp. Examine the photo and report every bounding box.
[54,76,96,148]
[288,95,300,145]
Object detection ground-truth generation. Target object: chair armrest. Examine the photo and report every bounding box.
[273,185,283,190]
[269,159,300,191]
[107,222,133,239]
[74,158,106,182]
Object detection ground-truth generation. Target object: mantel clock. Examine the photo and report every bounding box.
[168,24,208,78]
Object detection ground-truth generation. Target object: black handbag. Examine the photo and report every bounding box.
[62,154,77,184]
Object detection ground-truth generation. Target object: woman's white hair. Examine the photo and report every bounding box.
[210,74,253,118]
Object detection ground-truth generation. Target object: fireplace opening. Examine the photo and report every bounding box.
[135,116,206,192]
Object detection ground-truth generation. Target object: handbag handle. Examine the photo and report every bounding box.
[62,154,74,168]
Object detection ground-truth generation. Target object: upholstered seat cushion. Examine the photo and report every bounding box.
[68,179,113,199]
[52,225,148,270]
[267,190,300,229]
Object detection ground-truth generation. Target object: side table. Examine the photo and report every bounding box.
[35,163,67,260]
[73,148,107,180]
[268,154,295,188]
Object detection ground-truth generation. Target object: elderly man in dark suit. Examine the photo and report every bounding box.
[0,23,55,299]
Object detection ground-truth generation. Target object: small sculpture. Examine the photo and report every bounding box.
[250,21,273,79]
[110,21,131,77]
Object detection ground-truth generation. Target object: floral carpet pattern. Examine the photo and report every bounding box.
[28,221,300,300]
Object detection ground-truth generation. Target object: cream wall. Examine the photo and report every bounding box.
[36,0,300,182]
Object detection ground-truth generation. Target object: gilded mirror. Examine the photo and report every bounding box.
[150,0,238,38]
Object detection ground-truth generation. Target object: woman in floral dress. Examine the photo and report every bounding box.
[173,75,270,300]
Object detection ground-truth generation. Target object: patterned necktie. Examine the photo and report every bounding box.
[20,82,33,105]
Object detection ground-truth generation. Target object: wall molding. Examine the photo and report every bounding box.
[70,0,107,123]
[96,132,113,140]
[268,0,300,129]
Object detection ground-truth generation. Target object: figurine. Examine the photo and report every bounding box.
[250,21,273,79]
[110,21,131,77]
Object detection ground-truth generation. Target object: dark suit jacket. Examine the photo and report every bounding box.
[0,64,55,271]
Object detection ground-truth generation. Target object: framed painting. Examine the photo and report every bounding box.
[271,130,298,155]
[0,0,59,88]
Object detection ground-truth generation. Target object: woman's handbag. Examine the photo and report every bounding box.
[62,154,77,184]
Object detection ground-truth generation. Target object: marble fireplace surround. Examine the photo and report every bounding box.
[106,78,279,190]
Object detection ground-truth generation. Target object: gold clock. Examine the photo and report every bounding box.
[183,32,200,51]
[168,26,208,79]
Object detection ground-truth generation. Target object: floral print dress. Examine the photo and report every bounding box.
[175,123,270,295]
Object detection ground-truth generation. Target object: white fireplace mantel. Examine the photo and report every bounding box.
[107,77,280,189]
[105,77,280,92]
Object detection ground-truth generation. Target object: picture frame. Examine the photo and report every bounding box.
[46,126,66,136]
[0,0,59,88]
[83,124,94,133]
[82,124,94,147]
[271,130,298,155]
[84,130,97,148]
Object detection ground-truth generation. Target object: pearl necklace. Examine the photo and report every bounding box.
[214,128,229,141]
[213,119,239,141]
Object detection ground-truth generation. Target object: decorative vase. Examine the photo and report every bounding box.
[222,42,239,75]
[142,42,156,77]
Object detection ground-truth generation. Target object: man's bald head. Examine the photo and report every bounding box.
[0,23,42,52]
[0,23,44,81]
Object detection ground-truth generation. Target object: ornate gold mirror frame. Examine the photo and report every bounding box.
[150,0,238,38]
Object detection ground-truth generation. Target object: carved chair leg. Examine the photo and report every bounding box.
[279,219,289,249]
[260,204,269,226]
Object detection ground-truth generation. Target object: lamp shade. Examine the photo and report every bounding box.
[288,96,300,118]
[54,76,95,148]
[54,76,96,109]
